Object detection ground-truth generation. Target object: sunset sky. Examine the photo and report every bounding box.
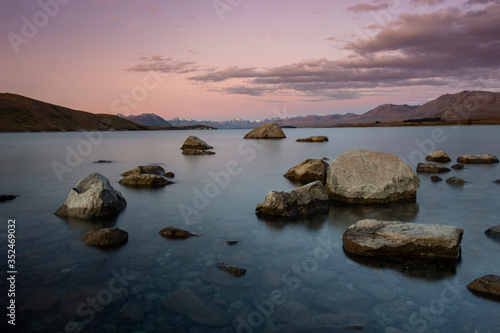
[1,0,499,121]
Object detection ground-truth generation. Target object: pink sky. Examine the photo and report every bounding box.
[1,0,499,121]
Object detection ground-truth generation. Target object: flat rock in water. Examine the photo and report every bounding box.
[243,122,286,139]
[452,163,465,169]
[0,194,17,201]
[457,154,499,164]
[81,227,128,247]
[215,262,246,276]
[342,219,464,258]
[493,179,500,184]
[485,225,500,238]
[161,289,229,326]
[426,150,451,163]
[119,174,172,187]
[431,175,443,182]
[181,136,214,150]
[326,149,420,204]
[416,163,451,173]
[446,177,465,186]
[55,172,126,219]
[93,160,112,163]
[158,227,199,239]
[121,165,165,176]
[296,136,329,142]
[467,275,500,300]
[284,159,329,184]
[255,180,330,217]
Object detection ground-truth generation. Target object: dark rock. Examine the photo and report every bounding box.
[164,172,175,178]
[81,227,128,247]
[93,160,112,163]
[121,165,165,176]
[416,163,451,173]
[446,177,465,186]
[425,150,452,163]
[451,163,465,169]
[457,154,499,164]
[342,219,464,258]
[216,262,246,277]
[296,136,329,142]
[493,179,500,184]
[431,175,443,182]
[226,240,238,245]
[119,174,172,187]
[243,122,286,139]
[0,194,17,202]
[284,159,328,184]
[158,227,199,239]
[55,172,126,219]
[256,180,330,217]
[485,225,500,238]
[181,136,214,150]
[467,275,500,300]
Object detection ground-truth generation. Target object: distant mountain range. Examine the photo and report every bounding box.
[1,90,499,132]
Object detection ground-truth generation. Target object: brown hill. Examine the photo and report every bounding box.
[0,93,149,132]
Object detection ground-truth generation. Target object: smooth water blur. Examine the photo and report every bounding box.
[0,126,499,332]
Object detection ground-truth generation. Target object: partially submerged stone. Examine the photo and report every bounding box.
[467,275,500,300]
[416,163,451,173]
[181,136,214,150]
[457,154,499,164]
[430,175,443,182]
[158,227,199,239]
[451,163,465,170]
[119,174,172,187]
[326,149,420,204]
[342,219,464,258]
[215,262,246,277]
[121,165,165,176]
[243,122,286,139]
[55,172,126,219]
[284,159,328,184]
[446,177,465,186]
[296,136,329,142]
[81,227,128,247]
[255,181,330,218]
[0,194,17,202]
[485,225,500,239]
[425,151,451,163]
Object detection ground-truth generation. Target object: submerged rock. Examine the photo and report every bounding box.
[119,174,172,187]
[296,136,329,142]
[216,262,246,277]
[451,163,465,170]
[485,225,500,238]
[243,122,286,139]
[181,136,214,150]
[158,227,199,239]
[255,180,330,217]
[467,275,500,299]
[164,172,175,178]
[121,165,165,176]
[493,179,500,184]
[457,154,499,164]
[326,149,420,204]
[284,158,328,184]
[416,163,451,173]
[425,151,452,163]
[446,177,465,186]
[285,313,368,332]
[81,227,128,247]
[0,194,17,202]
[431,175,443,182]
[342,219,464,258]
[55,172,126,219]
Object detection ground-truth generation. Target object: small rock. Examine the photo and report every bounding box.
[158,227,199,239]
[493,179,500,184]
[457,154,499,164]
[243,122,286,139]
[216,262,246,277]
[485,225,500,238]
[425,151,452,163]
[296,136,329,142]
[0,194,17,201]
[452,163,465,169]
[226,240,238,245]
[430,175,443,182]
[164,172,175,178]
[416,163,451,173]
[93,160,112,163]
[466,275,500,299]
[121,165,165,176]
[119,174,172,187]
[81,227,128,247]
[446,177,465,186]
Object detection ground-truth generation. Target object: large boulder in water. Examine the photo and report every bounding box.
[181,136,213,150]
[255,180,330,217]
[325,149,420,204]
[284,159,328,184]
[55,172,126,219]
[343,219,464,258]
[243,122,286,139]
[457,154,499,164]
[81,227,128,247]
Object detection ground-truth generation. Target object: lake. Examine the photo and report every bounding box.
[1,126,499,332]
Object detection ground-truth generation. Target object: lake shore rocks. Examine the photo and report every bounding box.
[81,227,128,247]
[416,163,451,173]
[119,174,172,187]
[457,154,499,164]
[467,275,500,300]
[255,180,330,217]
[342,219,464,258]
[181,136,215,155]
[121,165,165,176]
[243,122,286,139]
[326,149,420,204]
[446,177,465,186]
[296,136,329,142]
[425,150,452,163]
[284,159,328,184]
[158,227,199,239]
[485,225,500,238]
[55,172,126,219]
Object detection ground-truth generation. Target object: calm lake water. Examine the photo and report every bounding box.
[1,126,499,332]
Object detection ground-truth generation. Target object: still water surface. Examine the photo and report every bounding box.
[0,126,499,332]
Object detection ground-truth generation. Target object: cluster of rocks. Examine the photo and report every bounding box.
[296,135,329,142]
[119,165,174,187]
[181,136,215,155]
